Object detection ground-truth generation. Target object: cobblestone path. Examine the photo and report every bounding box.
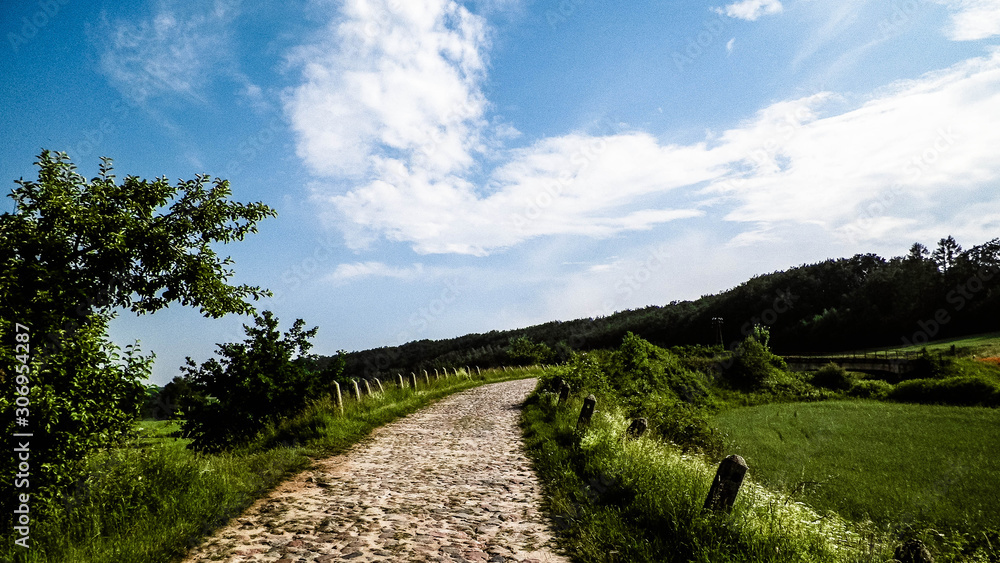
[181,378,570,563]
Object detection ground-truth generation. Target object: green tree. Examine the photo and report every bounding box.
[180,311,321,452]
[932,236,962,273]
[0,151,275,514]
[506,335,554,366]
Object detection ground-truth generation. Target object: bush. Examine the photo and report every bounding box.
[725,334,787,389]
[811,362,852,390]
[847,379,894,400]
[889,376,1000,407]
[181,311,328,452]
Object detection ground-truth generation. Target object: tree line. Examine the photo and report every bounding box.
[331,236,1000,376]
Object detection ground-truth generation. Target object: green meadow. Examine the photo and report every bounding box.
[714,401,1000,536]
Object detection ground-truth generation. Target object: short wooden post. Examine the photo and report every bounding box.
[397,374,405,389]
[476,366,481,377]
[351,379,361,401]
[363,379,373,396]
[703,455,748,512]
[626,418,648,439]
[424,371,429,385]
[576,394,596,431]
[410,372,418,389]
[895,539,934,563]
[434,368,439,379]
[375,379,384,394]
[333,381,343,414]
[558,382,571,404]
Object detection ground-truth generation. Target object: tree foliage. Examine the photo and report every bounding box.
[0,151,275,513]
[180,311,327,452]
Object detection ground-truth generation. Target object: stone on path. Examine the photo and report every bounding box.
[180,378,569,563]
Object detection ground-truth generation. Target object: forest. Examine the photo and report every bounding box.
[332,236,1000,378]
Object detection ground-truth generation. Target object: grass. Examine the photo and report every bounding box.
[520,383,894,563]
[826,331,1000,358]
[3,368,534,563]
[714,401,1000,561]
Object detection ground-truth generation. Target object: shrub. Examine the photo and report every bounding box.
[725,334,787,389]
[889,376,1000,407]
[181,311,326,452]
[811,362,852,390]
[847,379,894,400]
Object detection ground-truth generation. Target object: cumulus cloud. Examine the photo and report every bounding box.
[286,0,1000,257]
[713,0,783,21]
[934,0,1000,40]
[286,0,706,255]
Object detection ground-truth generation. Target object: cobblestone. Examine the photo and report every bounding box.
[181,378,568,563]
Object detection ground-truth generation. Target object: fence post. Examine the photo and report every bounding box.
[476,366,481,377]
[558,382,571,405]
[397,374,405,389]
[576,394,596,431]
[894,539,934,563]
[704,455,748,512]
[375,379,384,394]
[411,372,418,389]
[626,418,648,439]
[424,371,430,385]
[363,379,373,396]
[333,381,343,415]
[351,379,362,401]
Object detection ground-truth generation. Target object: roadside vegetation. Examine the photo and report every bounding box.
[2,365,533,563]
[520,330,1000,563]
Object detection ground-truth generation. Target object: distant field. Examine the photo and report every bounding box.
[714,401,1000,532]
[826,331,1000,358]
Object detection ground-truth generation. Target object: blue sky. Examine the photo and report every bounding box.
[3,0,1000,385]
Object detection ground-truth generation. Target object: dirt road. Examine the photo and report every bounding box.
[180,378,569,563]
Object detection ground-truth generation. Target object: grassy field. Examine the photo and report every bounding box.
[714,401,1000,550]
[4,368,534,563]
[521,387,896,563]
[831,331,1000,358]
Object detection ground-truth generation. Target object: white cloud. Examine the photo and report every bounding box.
[326,261,425,282]
[92,2,239,103]
[726,37,735,53]
[284,0,489,179]
[935,0,1000,40]
[287,0,708,255]
[287,1,1000,257]
[713,0,783,21]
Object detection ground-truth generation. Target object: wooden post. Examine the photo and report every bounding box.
[363,379,373,396]
[704,455,748,512]
[397,374,405,389]
[576,394,596,431]
[558,382,571,404]
[333,381,343,414]
[895,539,934,563]
[376,379,384,394]
[424,371,430,385]
[434,368,439,379]
[410,372,418,389]
[351,379,361,401]
[476,366,481,377]
[626,418,648,439]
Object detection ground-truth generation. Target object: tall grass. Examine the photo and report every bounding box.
[2,368,532,563]
[520,387,894,563]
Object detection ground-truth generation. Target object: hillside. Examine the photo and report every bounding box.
[332,237,1000,379]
